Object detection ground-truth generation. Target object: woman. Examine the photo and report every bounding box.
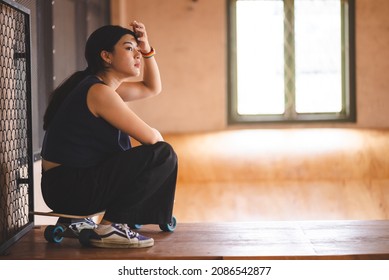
[40,21,177,248]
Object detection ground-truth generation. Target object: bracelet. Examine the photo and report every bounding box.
[141,47,156,59]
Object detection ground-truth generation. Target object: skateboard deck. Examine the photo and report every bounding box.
[31,210,105,219]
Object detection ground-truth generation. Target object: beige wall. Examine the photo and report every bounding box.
[356,0,389,127]
[111,0,389,133]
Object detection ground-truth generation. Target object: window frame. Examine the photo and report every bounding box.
[227,0,356,124]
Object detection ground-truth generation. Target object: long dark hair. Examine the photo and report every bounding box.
[43,25,136,130]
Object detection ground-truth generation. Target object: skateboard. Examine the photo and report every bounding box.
[31,211,104,246]
[31,211,177,246]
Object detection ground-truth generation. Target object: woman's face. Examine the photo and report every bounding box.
[109,34,141,77]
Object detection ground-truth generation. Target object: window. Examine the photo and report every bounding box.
[228,0,355,123]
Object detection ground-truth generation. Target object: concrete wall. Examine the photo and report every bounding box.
[112,0,228,132]
[111,0,389,132]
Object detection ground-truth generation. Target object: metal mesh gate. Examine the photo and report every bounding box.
[0,0,33,254]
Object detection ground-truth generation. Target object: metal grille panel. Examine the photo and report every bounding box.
[0,0,33,253]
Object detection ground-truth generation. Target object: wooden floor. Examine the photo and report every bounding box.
[2,220,389,260]
[166,129,389,222]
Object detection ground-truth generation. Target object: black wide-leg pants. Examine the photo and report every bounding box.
[41,142,178,224]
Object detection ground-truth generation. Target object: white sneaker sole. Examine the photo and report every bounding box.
[89,238,154,249]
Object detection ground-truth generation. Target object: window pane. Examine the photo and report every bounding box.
[295,0,342,113]
[236,0,285,115]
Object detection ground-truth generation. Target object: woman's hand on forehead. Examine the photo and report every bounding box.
[130,20,151,53]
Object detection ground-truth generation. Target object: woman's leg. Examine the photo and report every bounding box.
[41,141,178,225]
[90,141,178,224]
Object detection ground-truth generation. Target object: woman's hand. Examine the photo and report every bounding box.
[152,128,164,142]
[116,20,162,102]
[131,20,151,53]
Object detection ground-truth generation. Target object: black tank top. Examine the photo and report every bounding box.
[41,75,131,167]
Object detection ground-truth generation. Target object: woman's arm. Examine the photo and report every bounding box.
[87,83,163,145]
[116,55,162,102]
[116,21,162,102]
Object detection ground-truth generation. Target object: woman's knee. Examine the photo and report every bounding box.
[153,141,177,166]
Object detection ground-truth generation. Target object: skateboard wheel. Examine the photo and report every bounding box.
[130,224,142,230]
[44,225,65,243]
[159,216,177,232]
[78,229,98,247]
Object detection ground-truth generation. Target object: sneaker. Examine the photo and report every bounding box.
[56,217,97,236]
[89,223,154,248]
